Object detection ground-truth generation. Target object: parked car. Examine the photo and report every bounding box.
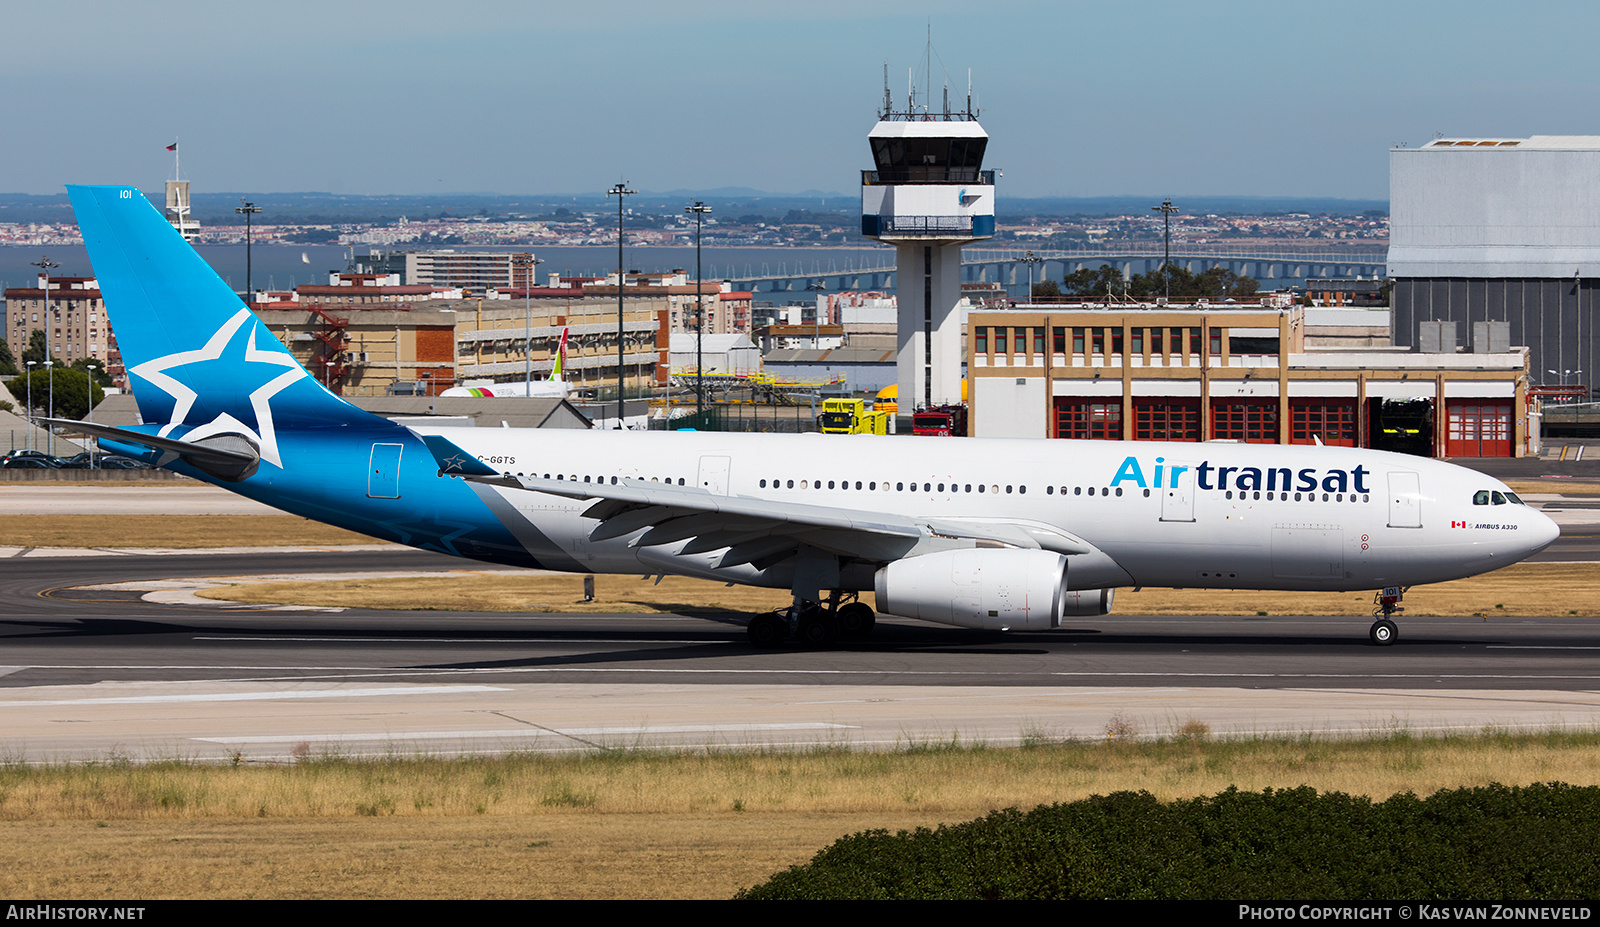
[1,449,63,468]
[1,456,60,469]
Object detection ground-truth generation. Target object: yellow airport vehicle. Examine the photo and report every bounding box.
[818,398,890,435]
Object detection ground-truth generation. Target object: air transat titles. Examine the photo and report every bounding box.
[1110,456,1373,495]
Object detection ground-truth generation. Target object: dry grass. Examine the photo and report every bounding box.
[1116,562,1600,617]
[2,730,1600,898]
[1505,478,1600,495]
[2,515,377,548]
[200,571,795,614]
[198,562,1600,618]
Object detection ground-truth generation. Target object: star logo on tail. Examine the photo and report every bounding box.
[129,308,309,468]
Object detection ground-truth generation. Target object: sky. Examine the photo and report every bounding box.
[6,0,1600,201]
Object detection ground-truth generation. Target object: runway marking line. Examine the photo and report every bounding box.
[194,723,855,745]
[0,685,507,707]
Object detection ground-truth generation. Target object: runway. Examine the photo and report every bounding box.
[5,544,1600,762]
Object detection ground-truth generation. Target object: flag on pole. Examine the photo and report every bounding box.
[166,142,178,151]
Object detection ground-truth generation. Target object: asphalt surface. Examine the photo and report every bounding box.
[3,475,1599,761]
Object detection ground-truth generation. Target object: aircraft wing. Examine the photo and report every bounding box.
[418,433,1091,567]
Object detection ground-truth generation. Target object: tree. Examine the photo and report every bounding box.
[1062,264,1127,299]
[71,357,113,387]
[22,329,51,367]
[16,367,102,420]
[0,336,16,376]
[1031,279,1062,299]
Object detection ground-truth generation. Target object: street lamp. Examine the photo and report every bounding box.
[524,255,545,394]
[28,256,60,453]
[235,199,262,303]
[1019,251,1043,304]
[30,255,59,316]
[1151,199,1178,300]
[45,360,54,457]
[84,363,99,468]
[686,201,712,420]
[24,360,36,451]
[608,182,636,428]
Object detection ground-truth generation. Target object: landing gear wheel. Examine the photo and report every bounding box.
[798,613,838,647]
[747,613,787,648]
[836,602,876,640]
[1369,619,1398,646]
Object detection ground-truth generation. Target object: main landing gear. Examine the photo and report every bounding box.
[1369,586,1405,646]
[746,592,876,648]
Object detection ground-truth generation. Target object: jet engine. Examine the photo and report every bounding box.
[873,549,1113,630]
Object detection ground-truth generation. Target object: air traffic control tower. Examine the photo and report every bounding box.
[861,80,994,413]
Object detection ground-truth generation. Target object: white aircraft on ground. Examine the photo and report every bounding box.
[441,327,571,399]
[53,185,1560,647]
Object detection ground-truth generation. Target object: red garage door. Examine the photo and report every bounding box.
[1055,398,1122,440]
[1446,402,1512,457]
[1290,400,1358,447]
[1210,398,1279,444]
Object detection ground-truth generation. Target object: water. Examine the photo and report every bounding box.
[0,243,899,301]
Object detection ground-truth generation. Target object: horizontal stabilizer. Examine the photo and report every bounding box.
[40,418,260,481]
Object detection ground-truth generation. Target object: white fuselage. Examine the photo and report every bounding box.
[420,427,1560,594]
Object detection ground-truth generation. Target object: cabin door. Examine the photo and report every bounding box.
[1387,471,1422,528]
[1159,460,1196,522]
[698,456,731,495]
[367,443,403,499]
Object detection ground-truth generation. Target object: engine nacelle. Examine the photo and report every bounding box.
[874,549,1113,630]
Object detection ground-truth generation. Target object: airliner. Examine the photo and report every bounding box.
[52,185,1560,647]
[441,327,570,399]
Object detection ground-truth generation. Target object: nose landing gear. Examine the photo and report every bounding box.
[1369,586,1405,646]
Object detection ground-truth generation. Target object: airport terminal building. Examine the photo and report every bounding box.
[968,303,1531,457]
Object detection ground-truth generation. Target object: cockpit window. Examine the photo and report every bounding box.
[1473,490,1490,505]
[1491,491,1507,505]
[1505,491,1524,505]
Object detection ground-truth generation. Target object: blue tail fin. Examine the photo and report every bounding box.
[67,185,388,468]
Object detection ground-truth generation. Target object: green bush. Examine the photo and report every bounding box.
[736,783,1600,900]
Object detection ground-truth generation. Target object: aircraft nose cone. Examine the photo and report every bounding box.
[1529,510,1561,554]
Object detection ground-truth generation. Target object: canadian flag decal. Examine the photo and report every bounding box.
[1452,520,1467,528]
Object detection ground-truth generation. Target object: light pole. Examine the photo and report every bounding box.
[28,256,60,450]
[1019,251,1042,304]
[84,364,100,467]
[1548,368,1583,389]
[30,255,59,315]
[608,182,636,428]
[24,360,36,451]
[235,200,261,303]
[686,201,711,420]
[1152,199,1177,301]
[524,255,545,394]
[45,360,54,457]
